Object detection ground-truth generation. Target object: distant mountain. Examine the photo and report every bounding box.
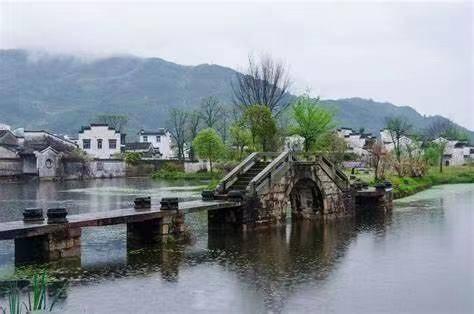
[1,49,472,141]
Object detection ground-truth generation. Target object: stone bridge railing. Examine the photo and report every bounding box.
[217,151,350,196]
[318,156,350,191]
[216,152,279,193]
[291,153,350,192]
[248,151,293,195]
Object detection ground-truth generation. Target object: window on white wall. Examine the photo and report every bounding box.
[109,139,117,149]
[156,136,160,143]
[97,139,103,149]
[143,135,148,142]
[83,139,91,149]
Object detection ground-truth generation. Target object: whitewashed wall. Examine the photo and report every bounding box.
[78,126,121,159]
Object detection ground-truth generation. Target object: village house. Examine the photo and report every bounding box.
[336,128,375,157]
[0,127,78,178]
[78,124,122,159]
[433,137,474,167]
[124,142,161,158]
[379,128,414,152]
[138,129,173,159]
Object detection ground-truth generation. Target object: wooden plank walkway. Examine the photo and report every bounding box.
[0,200,240,240]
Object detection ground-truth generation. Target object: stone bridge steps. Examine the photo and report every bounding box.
[226,161,269,192]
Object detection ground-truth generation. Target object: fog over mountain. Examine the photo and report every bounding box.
[1,49,472,141]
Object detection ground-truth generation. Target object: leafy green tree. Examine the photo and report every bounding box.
[125,152,141,166]
[192,128,225,172]
[317,132,347,165]
[423,143,441,166]
[230,122,252,159]
[289,95,334,153]
[243,105,277,151]
[424,119,469,173]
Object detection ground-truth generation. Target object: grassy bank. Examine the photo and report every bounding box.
[388,166,474,199]
[151,168,223,181]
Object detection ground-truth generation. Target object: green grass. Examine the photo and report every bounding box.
[348,166,474,199]
[388,166,474,199]
[151,169,223,180]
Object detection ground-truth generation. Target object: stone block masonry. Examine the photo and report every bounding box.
[127,214,186,249]
[14,227,81,264]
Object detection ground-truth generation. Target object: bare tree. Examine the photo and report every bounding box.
[187,111,202,141]
[424,118,467,142]
[369,139,388,181]
[168,109,188,160]
[232,54,291,116]
[218,108,230,144]
[200,96,223,129]
[385,116,412,175]
[95,114,128,132]
[187,111,201,160]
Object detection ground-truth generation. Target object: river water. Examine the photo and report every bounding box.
[0,179,472,313]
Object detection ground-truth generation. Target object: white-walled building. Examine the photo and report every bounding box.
[0,128,77,178]
[433,137,473,166]
[138,129,173,159]
[78,124,121,159]
[336,127,353,138]
[336,128,375,157]
[380,128,413,152]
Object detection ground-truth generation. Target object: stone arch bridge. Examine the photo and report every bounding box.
[212,151,391,229]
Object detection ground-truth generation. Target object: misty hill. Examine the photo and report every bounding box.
[1,49,472,141]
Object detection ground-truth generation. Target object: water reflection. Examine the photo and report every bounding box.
[0,178,203,221]
[0,181,472,313]
[206,216,391,312]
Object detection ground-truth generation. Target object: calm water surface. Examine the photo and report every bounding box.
[0,179,472,314]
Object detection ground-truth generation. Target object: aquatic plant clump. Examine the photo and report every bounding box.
[0,272,64,313]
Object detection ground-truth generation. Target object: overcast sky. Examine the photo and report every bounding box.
[1,0,473,129]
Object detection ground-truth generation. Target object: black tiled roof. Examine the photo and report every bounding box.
[125,142,152,150]
[138,129,167,135]
[20,136,76,155]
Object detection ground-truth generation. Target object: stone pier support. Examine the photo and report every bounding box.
[126,213,185,249]
[14,227,81,264]
[208,204,257,231]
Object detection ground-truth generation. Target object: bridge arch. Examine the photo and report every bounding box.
[289,178,324,219]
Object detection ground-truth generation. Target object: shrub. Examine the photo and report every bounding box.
[124,152,141,166]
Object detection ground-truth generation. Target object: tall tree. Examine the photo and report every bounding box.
[168,109,188,160]
[424,119,468,173]
[385,116,412,171]
[230,122,252,159]
[95,114,128,132]
[243,105,278,151]
[424,118,469,142]
[218,109,230,144]
[187,111,202,161]
[369,139,388,181]
[232,55,291,116]
[200,96,223,129]
[192,128,225,173]
[187,111,202,141]
[289,95,334,153]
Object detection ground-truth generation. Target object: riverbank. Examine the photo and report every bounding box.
[151,168,222,180]
[388,166,474,199]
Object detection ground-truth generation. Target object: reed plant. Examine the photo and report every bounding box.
[0,272,63,313]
